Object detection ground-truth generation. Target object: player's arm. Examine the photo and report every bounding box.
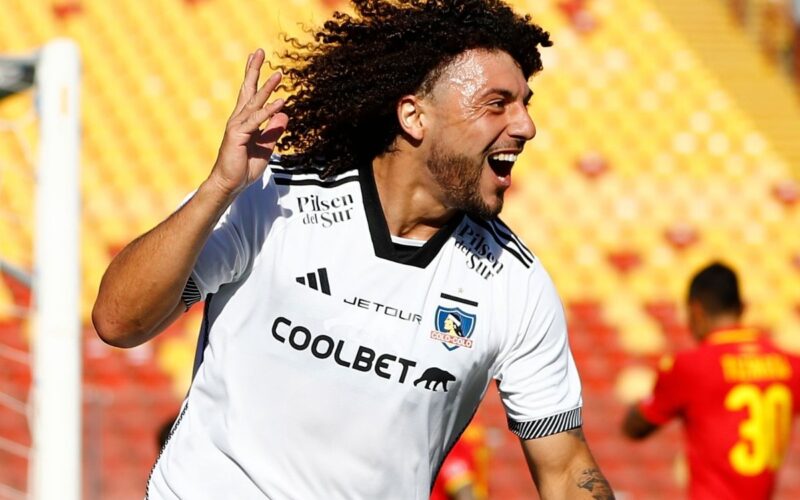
[521,427,614,499]
[621,354,683,441]
[499,272,612,497]
[621,405,659,440]
[92,49,288,348]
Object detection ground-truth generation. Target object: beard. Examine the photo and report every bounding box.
[426,146,504,219]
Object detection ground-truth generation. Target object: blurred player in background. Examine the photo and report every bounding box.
[93,0,613,498]
[623,262,800,499]
[430,423,489,500]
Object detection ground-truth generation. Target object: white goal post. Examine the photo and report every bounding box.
[0,38,82,500]
[32,38,81,500]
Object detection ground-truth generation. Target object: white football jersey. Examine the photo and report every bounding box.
[147,157,583,499]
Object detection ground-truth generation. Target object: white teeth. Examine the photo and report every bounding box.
[489,153,518,163]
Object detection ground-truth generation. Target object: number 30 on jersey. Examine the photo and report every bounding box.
[725,383,792,476]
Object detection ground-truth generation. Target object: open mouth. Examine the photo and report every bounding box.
[487,152,517,178]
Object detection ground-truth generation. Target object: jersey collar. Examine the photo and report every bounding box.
[358,164,465,268]
[705,327,761,345]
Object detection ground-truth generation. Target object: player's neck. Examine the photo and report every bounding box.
[371,153,460,241]
[700,314,744,340]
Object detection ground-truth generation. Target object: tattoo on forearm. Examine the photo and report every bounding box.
[577,468,614,500]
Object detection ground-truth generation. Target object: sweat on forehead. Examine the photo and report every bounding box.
[420,49,521,98]
[273,0,552,177]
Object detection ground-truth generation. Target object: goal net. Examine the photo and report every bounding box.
[0,39,81,500]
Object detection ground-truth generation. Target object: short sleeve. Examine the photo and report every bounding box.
[638,354,687,425]
[182,170,283,306]
[494,268,583,440]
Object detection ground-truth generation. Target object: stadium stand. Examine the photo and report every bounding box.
[721,0,799,81]
[1,0,799,498]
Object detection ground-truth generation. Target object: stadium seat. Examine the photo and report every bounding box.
[1,0,800,497]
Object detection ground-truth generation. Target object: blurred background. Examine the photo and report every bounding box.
[1,0,799,498]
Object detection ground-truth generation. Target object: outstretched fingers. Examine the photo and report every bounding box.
[255,112,289,151]
[225,49,288,143]
[244,71,283,114]
[233,48,269,116]
[240,98,286,134]
[209,50,289,196]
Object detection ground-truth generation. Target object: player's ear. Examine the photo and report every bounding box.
[687,300,707,338]
[397,95,425,142]
[687,300,703,322]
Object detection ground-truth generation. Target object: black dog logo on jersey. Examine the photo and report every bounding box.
[414,367,456,392]
[430,306,475,350]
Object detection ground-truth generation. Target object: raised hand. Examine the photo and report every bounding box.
[208,49,289,199]
[93,51,289,349]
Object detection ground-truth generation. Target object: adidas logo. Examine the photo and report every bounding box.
[295,268,331,296]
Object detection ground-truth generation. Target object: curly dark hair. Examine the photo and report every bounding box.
[274,0,552,176]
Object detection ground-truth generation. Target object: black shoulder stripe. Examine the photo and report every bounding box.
[492,218,535,261]
[484,219,533,265]
[269,164,328,176]
[273,175,360,188]
[508,407,582,440]
[489,219,535,264]
[466,216,532,268]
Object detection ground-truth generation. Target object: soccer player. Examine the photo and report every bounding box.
[93,1,613,498]
[430,423,488,500]
[622,262,800,499]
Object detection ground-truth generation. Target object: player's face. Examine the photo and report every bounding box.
[423,49,536,218]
